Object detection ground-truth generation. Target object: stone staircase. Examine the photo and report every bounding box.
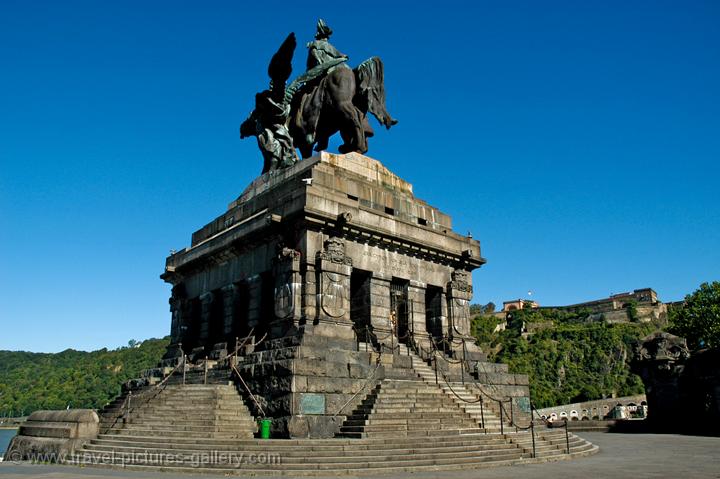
[393,343,509,433]
[508,428,596,458]
[165,360,233,385]
[66,431,596,475]
[337,379,485,438]
[62,347,598,475]
[84,384,257,449]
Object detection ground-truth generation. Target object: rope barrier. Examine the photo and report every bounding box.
[438,370,483,404]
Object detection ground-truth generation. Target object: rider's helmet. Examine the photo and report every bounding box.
[315,19,333,40]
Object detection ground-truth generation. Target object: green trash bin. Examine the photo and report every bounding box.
[259,418,272,439]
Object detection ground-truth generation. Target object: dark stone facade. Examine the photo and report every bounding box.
[632,332,720,435]
[160,152,527,437]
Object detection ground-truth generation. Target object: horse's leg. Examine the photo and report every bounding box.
[336,101,368,154]
[323,68,367,154]
[299,143,313,159]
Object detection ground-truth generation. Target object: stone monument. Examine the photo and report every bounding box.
[157,20,529,437]
[8,22,603,470]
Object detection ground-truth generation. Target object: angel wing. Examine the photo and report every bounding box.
[268,32,297,101]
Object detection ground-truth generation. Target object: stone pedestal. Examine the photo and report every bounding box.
[159,152,491,437]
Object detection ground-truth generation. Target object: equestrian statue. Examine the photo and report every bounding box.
[240,19,398,173]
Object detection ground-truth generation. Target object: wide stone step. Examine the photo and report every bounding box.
[342,417,479,427]
[346,412,475,420]
[68,441,598,476]
[106,428,254,439]
[89,436,514,452]
[358,407,466,415]
[132,410,251,420]
[369,399,457,405]
[124,419,257,429]
[68,448,527,470]
[92,433,508,449]
[370,391,448,397]
[135,402,242,410]
[82,442,519,459]
[339,427,486,437]
[131,408,252,417]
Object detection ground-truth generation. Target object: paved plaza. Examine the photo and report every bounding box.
[1,432,718,478]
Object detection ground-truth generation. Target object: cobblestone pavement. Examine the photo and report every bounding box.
[1,433,718,478]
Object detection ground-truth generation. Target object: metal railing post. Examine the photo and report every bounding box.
[182,355,186,385]
[204,357,208,385]
[125,391,132,422]
[565,419,571,454]
[531,418,536,458]
[510,399,516,432]
[434,356,438,385]
[480,398,486,433]
[461,340,466,386]
[499,400,504,435]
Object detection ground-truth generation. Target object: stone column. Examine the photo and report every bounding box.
[408,280,429,347]
[369,273,393,349]
[439,290,449,339]
[271,247,302,337]
[198,292,214,346]
[162,287,187,361]
[312,237,354,342]
[169,296,182,344]
[221,284,238,340]
[447,270,482,358]
[302,263,318,322]
[246,275,262,334]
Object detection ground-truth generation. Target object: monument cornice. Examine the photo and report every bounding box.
[302,207,485,270]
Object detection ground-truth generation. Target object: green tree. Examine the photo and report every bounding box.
[0,337,169,416]
[473,307,658,408]
[624,300,639,322]
[668,281,720,349]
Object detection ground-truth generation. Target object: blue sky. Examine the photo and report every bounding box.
[1,1,718,352]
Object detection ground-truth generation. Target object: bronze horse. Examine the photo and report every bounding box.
[289,57,397,159]
[240,25,397,170]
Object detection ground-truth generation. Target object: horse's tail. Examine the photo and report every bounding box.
[354,57,398,129]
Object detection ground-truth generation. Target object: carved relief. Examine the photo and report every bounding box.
[273,245,300,319]
[318,237,353,266]
[452,297,471,336]
[276,246,301,261]
[634,332,690,370]
[450,270,472,293]
[274,272,294,319]
[321,271,346,318]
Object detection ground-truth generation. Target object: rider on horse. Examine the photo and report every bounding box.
[305,19,348,73]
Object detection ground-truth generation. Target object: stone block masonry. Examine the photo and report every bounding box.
[159,152,530,437]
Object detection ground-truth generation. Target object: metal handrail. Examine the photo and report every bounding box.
[104,351,186,432]
[403,330,544,455]
[333,350,383,417]
[224,328,256,364]
[230,363,266,418]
